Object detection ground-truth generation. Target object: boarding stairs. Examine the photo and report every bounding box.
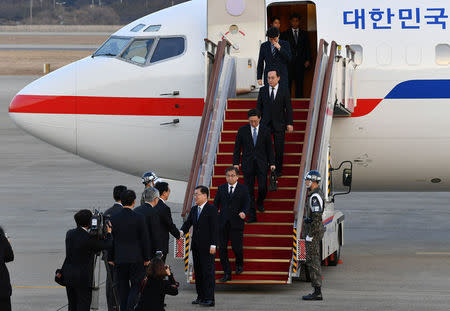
[178,39,357,284]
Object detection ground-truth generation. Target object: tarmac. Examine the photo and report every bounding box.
[1,76,450,310]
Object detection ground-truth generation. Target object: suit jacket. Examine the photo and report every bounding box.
[214,183,250,230]
[233,124,275,173]
[257,84,293,132]
[180,202,218,253]
[281,28,311,71]
[104,203,123,218]
[257,39,291,87]
[134,203,164,258]
[109,208,150,264]
[0,233,13,298]
[154,199,180,255]
[64,227,112,287]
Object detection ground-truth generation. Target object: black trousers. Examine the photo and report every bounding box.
[243,161,268,216]
[66,285,92,311]
[289,67,305,98]
[116,263,145,311]
[0,297,11,311]
[272,130,286,175]
[219,221,244,275]
[104,261,119,311]
[192,247,215,301]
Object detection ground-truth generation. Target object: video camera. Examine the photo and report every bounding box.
[89,209,111,239]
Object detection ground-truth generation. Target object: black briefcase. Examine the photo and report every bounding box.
[268,171,278,192]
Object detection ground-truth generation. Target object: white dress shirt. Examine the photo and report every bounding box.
[251,124,260,137]
[228,182,238,194]
[269,83,279,99]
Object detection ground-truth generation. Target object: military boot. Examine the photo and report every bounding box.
[302,287,323,301]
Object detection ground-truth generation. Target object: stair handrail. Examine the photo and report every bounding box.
[289,39,336,279]
[182,39,229,217]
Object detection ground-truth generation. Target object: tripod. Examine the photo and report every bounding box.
[90,251,120,310]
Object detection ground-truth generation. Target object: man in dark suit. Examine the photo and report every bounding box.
[257,26,291,88]
[154,182,180,262]
[103,185,127,311]
[65,209,113,311]
[214,166,250,282]
[134,187,164,259]
[281,13,312,98]
[257,69,294,177]
[180,186,218,307]
[108,190,150,311]
[233,109,276,222]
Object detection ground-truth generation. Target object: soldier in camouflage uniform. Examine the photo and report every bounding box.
[140,171,159,205]
[302,170,325,301]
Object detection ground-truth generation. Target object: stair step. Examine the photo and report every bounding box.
[214,163,300,176]
[207,198,295,211]
[242,234,292,246]
[211,175,300,187]
[244,223,293,235]
[216,152,302,165]
[227,98,309,110]
[223,120,307,131]
[215,274,288,283]
[216,247,292,259]
[218,141,303,153]
[210,187,297,199]
[225,109,308,120]
[214,258,291,272]
[221,130,305,142]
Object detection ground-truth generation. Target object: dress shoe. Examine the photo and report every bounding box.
[236,265,244,275]
[219,274,232,282]
[199,299,215,307]
[192,298,202,304]
[246,217,257,223]
[302,287,323,301]
[256,203,264,212]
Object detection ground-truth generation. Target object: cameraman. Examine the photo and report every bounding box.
[65,209,112,311]
[136,255,178,311]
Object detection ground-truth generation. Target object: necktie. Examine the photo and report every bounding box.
[229,186,233,196]
[271,87,275,103]
[271,44,276,56]
[253,127,257,146]
[294,29,298,44]
[197,206,202,220]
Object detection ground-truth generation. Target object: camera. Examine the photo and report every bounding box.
[155,251,163,259]
[89,209,111,239]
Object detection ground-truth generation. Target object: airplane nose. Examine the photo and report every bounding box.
[9,69,77,154]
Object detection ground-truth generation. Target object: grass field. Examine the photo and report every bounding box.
[0,26,118,75]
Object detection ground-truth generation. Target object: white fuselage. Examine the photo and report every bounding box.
[9,0,450,191]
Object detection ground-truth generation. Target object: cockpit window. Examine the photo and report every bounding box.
[130,24,146,32]
[93,37,132,57]
[120,39,155,65]
[150,37,185,63]
[144,25,162,32]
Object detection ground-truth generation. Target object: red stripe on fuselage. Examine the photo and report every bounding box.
[9,95,205,116]
[351,99,383,118]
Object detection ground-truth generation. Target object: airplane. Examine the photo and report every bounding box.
[8,0,450,192]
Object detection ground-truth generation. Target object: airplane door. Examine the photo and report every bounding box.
[207,0,266,63]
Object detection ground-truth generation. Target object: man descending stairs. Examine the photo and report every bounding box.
[206,97,310,284]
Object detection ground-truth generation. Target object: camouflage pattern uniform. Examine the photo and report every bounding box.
[304,187,325,288]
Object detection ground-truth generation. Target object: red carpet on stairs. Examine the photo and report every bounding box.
[194,98,309,285]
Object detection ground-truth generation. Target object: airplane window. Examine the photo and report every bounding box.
[436,44,450,65]
[93,37,132,57]
[150,37,185,63]
[144,25,162,32]
[121,39,155,65]
[130,24,146,32]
